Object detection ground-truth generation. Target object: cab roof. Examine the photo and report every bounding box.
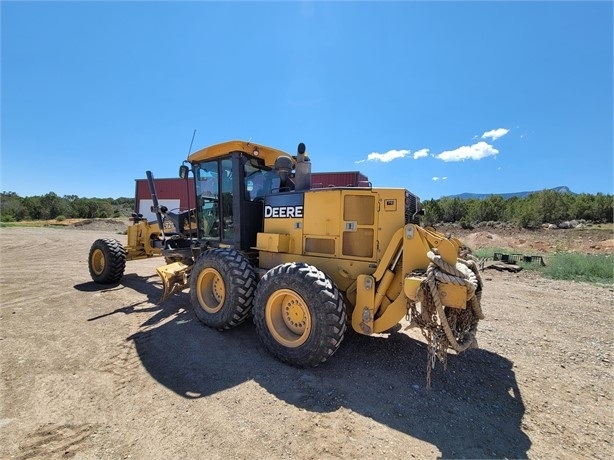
[187,140,293,166]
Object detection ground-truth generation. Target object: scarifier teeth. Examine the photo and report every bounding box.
[156,262,190,303]
[157,270,173,303]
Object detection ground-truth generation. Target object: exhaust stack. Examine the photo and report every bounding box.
[294,142,311,191]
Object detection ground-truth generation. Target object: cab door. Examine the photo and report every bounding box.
[195,157,234,244]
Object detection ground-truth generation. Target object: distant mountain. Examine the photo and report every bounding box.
[447,186,573,200]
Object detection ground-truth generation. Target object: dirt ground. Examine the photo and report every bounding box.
[0,220,612,459]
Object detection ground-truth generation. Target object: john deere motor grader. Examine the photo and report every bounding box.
[88,140,484,370]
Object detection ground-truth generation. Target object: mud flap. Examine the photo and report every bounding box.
[156,261,192,302]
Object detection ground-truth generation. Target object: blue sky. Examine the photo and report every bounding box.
[1,1,612,200]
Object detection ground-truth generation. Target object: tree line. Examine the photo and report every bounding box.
[420,190,613,228]
[0,192,135,222]
[1,189,612,227]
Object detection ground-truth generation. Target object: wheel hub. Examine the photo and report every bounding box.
[197,268,226,313]
[91,249,105,275]
[266,289,311,347]
[284,299,307,334]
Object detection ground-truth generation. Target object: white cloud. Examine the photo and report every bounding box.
[413,148,429,159]
[435,141,499,162]
[354,134,505,164]
[432,176,447,181]
[481,128,509,141]
[365,149,411,163]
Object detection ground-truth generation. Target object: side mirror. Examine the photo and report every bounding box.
[179,164,189,179]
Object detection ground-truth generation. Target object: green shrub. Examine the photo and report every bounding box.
[541,253,613,284]
[473,246,613,285]
[56,215,66,222]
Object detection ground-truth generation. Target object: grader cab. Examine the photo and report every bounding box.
[88,140,484,371]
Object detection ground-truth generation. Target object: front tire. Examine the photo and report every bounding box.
[88,238,126,284]
[189,248,257,330]
[253,262,347,367]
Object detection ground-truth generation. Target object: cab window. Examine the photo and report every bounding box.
[244,159,280,201]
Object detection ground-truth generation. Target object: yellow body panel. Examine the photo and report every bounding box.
[261,188,407,263]
[255,233,290,253]
[436,283,468,309]
[258,251,375,292]
[403,277,467,309]
[303,190,342,238]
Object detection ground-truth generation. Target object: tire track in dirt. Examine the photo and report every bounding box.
[16,423,97,459]
[98,302,163,397]
[101,338,144,396]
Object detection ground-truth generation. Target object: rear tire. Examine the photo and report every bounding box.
[189,248,257,330]
[88,238,126,284]
[253,262,347,367]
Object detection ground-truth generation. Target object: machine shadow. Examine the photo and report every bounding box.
[75,272,165,312]
[127,295,530,459]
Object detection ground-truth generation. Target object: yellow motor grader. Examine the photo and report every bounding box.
[88,140,484,369]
